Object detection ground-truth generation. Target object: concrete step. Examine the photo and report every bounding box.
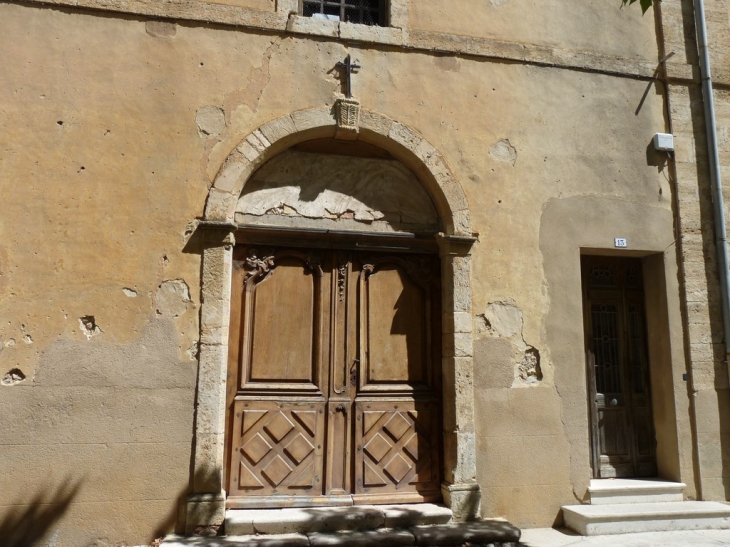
[161,519,521,546]
[224,504,453,535]
[562,500,730,535]
[588,479,685,505]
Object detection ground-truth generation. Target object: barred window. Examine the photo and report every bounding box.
[301,0,386,26]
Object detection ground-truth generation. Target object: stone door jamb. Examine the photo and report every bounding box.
[186,107,478,533]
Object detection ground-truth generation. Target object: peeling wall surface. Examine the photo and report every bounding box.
[1,0,729,543]
[237,149,439,231]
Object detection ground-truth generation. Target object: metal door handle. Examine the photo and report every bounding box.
[350,359,359,387]
[610,399,618,406]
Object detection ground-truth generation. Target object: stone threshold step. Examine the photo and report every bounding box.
[588,479,685,505]
[563,500,730,536]
[225,504,453,535]
[162,520,521,547]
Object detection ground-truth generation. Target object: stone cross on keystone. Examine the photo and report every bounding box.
[336,54,361,98]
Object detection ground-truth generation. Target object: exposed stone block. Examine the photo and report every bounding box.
[196,105,226,138]
[275,0,298,13]
[309,529,414,546]
[451,257,472,313]
[202,245,234,298]
[292,108,336,132]
[440,482,481,522]
[389,122,423,153]
[360,110,393,136]
[443,312,472,334]
[259,115,297,145]
[238,139,262,163]
[414,138,438,165]
[249,130,271,152]
[339,22,404,46]
[440,181,469,214]
[191,433,225,492]
[451,210,472,235]
[236,130,270,164]
[443,332,473,358]
[287,15,339,37]
[185,495,225,536]
[407,29,469,55]
[466,35,528,61]
[411,520,520,545]
[200,325,227,346]
[204,189,236,222]
[214,157,252,194]
[389,0,409,29]
[200,299,230,332]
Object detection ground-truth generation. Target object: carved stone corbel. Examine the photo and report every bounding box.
[335,97,361,141]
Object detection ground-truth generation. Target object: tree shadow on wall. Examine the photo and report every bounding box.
[147,467,225,544]
[0,476,83,547]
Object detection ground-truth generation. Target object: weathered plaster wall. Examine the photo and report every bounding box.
[658,0,730,505]
[660,0,730,84]
[0,0,712,542]
[409,0,658,63]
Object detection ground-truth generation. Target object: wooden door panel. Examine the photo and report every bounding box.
[325,400,352,496]
[366,266,425,384]
[598,408,629,455]
[239,250,326,393]
[250,260,315,382]
[582,256,657,479]
[589,299,632,477]
[358,257,435,394]
[354,401,441,504]
[228,399,325,498]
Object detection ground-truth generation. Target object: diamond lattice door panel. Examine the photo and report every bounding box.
[228,400,325,497]
[354,401,441,504]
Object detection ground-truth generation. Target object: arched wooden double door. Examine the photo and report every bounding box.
[225,244,442,508]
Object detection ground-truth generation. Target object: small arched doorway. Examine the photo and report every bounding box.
[188,108,479,531]
[225,140,443,507]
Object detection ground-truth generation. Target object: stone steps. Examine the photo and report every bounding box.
[564,479,730,536]
[161,520,521,547]
[162,504,521,546]
[562,500,730,536]
[225,504,453,535]
[588,479,685,505]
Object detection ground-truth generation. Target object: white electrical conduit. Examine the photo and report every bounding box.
[693,0,730,373]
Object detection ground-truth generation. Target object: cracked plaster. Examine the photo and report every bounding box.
[236,149,439,231]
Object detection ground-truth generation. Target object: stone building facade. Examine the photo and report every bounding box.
[1,0,730,544]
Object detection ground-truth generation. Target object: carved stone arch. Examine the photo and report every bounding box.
[188,108,479,534]
[203,107,471,236]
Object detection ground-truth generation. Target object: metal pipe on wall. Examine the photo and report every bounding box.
[693,0,730,373]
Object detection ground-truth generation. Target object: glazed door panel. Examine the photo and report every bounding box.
[582,256,657,479]
[226,246,442,508]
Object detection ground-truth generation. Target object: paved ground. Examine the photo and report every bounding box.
[519,528,730,546]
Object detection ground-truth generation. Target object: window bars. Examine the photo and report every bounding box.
[302,0,385,26]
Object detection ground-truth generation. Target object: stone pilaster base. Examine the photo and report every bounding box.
[185,492,226,535]
[442,482,481,522]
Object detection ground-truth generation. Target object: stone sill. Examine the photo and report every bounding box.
[17,0,696,83]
